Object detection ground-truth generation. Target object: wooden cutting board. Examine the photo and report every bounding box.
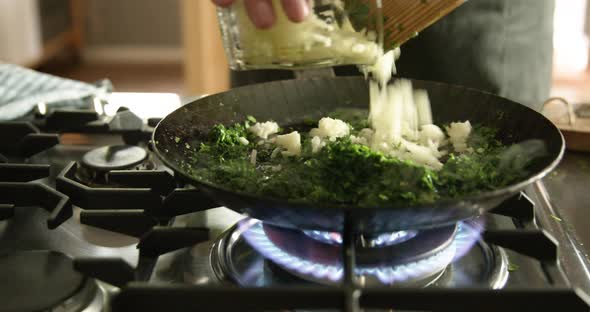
[543,98,590,152]
[347,0,466,48]
[380,0,467,48]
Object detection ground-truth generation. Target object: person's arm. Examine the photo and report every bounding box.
[212,0,309,29]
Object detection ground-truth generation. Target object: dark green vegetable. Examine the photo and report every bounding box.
[508,263,520,272]
[181,115,537,207]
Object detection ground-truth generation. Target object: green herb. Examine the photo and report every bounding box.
[183,114,535,207]
[551,214,563,222]
[174,136,181,143]
[508,263,519,272]
[198,120,255,162]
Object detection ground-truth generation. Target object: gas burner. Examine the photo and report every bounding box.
[246,221,457,286]
[212,219,508,288]
[76,145,155,186]
[0,251,104,312]
[81,145,148,171]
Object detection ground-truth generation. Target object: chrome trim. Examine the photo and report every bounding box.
[52,278,104,312]
[532,182,590,293]
[490,246,510,289]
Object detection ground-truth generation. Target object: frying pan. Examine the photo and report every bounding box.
[153,77,564,234]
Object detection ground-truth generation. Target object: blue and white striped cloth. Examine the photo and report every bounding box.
[0,63,112,120]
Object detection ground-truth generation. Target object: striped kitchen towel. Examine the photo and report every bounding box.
[0,63,112,120]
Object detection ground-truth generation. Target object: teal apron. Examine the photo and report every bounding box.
[230,0,555,111]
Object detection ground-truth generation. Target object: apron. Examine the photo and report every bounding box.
[230,0,555,111]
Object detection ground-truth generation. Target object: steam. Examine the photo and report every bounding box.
[497,139,548,173]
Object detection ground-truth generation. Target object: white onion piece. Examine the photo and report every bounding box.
[275,131,301,156]
[447,121,472,153]
[414,89,432,126]
[250,149,257,165]
[238,137,249,145]
[249,121,279,139]
[310,117,350,140]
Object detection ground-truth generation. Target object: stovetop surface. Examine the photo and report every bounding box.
[2,101,590,311]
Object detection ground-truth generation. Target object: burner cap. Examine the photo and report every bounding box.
[82,145,148,171]
[1,251,86,311]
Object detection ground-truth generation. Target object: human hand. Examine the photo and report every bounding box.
[212,0,310,29]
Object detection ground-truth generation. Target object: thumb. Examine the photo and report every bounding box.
[212,0,235,7]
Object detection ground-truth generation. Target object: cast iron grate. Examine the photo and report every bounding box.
[0,181,72,228]
[0,121,59,159]
[69,191,590,311]
[0,122,72,227]
[28,107,154,145]
[56,161,219,237]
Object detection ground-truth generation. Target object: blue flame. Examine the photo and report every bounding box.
[452,219,484,261]
[238,219,483,284]
[303,229,418,247]
[302,230,343,245]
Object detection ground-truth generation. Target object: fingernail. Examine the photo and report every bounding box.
[251,1,276,29]
[212,0,235,7]
[282,0,310,22]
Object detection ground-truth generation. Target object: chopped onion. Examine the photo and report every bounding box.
[248,121,279,139]
[310,117,350,140]
[234,1,381,68]
[271,147,282,159]
[414,89,432,126]
[420,125,445,145]
[447,121,472,153]
[311,136,324,154]
[238,137,249,145]
[250,149,257,165]
[275,131,301,156]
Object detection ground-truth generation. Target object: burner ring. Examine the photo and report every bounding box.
[211,219,509,288]
[263,223,457,267]
[223,219,460,285]
[0,251,99,312]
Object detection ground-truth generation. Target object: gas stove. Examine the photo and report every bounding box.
[1,97,590,312]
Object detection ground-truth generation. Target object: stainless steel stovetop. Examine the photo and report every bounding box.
[2,99,590,311]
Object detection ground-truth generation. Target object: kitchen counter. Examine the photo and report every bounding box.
[543,151,590,256]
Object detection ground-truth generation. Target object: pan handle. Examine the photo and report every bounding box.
[543,97,576,126]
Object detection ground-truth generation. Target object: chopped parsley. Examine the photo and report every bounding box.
[508,262,519,272]
[180,113,537,207]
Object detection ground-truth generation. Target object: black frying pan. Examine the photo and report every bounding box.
[153,77,564,233]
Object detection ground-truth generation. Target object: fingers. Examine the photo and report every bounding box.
[212,0,235,7]
[280,0,310,23]
[244,0,276,29]
[216,0,309,29]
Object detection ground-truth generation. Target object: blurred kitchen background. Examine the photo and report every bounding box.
[0,0,227,95]
[1,0,590,101]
